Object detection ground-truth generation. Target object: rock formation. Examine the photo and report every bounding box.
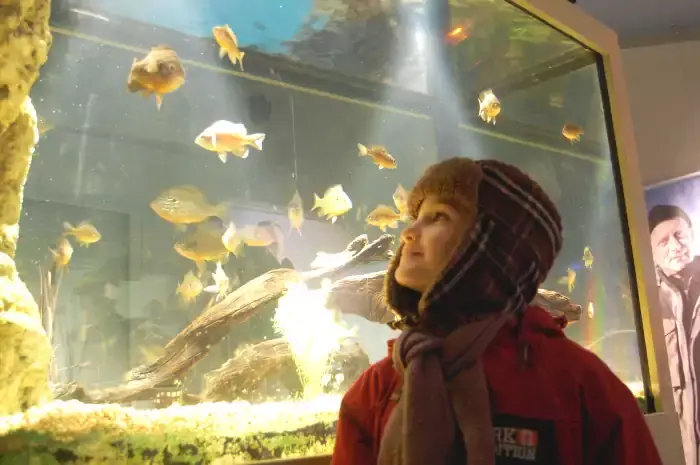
[0,0,53,415]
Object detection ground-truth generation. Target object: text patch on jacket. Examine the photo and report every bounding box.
[493,414,557,464]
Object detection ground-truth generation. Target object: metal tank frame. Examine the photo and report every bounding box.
[273,0,685,464]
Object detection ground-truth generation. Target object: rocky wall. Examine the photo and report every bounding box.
[0,0,54,415]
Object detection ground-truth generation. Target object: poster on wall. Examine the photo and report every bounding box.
[645,174,700,465]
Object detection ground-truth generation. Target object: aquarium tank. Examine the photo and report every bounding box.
[0,0,652,462]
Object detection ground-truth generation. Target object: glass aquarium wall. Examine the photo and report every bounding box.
[0,0,650,462]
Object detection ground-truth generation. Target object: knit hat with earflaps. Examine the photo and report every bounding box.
[384,157,563,332]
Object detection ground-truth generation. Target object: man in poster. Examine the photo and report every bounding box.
[648,204,700,465]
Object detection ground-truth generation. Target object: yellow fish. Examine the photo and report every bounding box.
[312,184,353,224]
[63,221,101,247]
[358,143,397,170]
[477,89,501,125]
[366,204,402,232]
[393,184,410,221]
[562,123,584,144]
[194,120,265,163]
[221,222,243,256]
[174,222,230,275]
[237,224,276,247]
[288,190,304,235]
[212,24,245,71]
[557,267,576,293]
[587,301,595,319]
[127,45,185,110]
[582,246,594,269]
[150,185,229,227]
[50,237,73,269]
[177,270,203,303]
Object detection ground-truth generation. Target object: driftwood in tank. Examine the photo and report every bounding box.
[202,338,370,402]
[64,234,394,404]
[324,270,583,324]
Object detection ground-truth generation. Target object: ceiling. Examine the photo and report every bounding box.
[576,0,700,46]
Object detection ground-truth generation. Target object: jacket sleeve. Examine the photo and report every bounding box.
[331,366,380,465]
[583,355,663,465]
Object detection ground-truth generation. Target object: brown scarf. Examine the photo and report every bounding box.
[377,312,512,465]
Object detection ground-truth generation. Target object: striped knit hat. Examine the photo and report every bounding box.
[385,158,563,332]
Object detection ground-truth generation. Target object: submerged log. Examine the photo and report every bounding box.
[77,234,394,404]
[202,338,369,402]
[325,270,583,324]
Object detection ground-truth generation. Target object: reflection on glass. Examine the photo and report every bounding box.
[0,0,647,462]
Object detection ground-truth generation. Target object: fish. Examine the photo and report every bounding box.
[174,223,230,275]
[194,120,266,163]
[150,185,229,226]
[237,224,276,247]
[288,190,304,235]
[212,25,245,71]
[176,270,203,303]
[203,261,230,301]
[312,184,353,224]
[582,246,594,269]
[477,89,501,125]
[127,45,185,110]
[63,221,101,247]
[257,220,285,263]
[392,184,411,221]
[562,123,584,144]
[366,204,402,232]
[49,237,73,269]
[587,301,595,319]
[557,267,576,292]
[445,21,471,46]
[38,117,54,136]
[357,143,397,170]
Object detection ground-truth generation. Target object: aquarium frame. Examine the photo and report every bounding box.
[501,0,684,462]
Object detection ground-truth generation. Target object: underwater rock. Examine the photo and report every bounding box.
[0,398,338,462]
[0,0,54,416]
[203,338,369,402]
[326,270,583,325]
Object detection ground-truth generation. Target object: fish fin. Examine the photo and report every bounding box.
[145,59,159,74]
[378,165,383,170]
[203,285,218,294]
[175,224,188,232]
[240,148,250,159]
[380,224,386,232]
[331,216,337,224]
[48,247,57,258]
[218,152,228,163]
[248,133,265,151]
[312,193,322,211]
[296,227,302,236]
[196,261,206,277]
[357,143,368,156]
[389,220,399,229]
[63,221,74,232]
[218,47,227,59]
[156,94,163,110]
[238,52,245,71]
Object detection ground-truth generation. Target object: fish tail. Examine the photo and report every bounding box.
[62,221,74,233]
[312,193,323,212]
[357,143,368,156]
[218,47,227,59]
[248,133,265,151]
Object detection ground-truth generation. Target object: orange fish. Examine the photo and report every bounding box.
[357,143,397,170]
[212,25,245,71]
[127,45,185,110]
[562,123,584,144]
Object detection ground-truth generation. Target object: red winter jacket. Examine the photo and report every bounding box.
[331,306,662,465]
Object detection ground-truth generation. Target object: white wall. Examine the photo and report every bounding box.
[623,40,700,186]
